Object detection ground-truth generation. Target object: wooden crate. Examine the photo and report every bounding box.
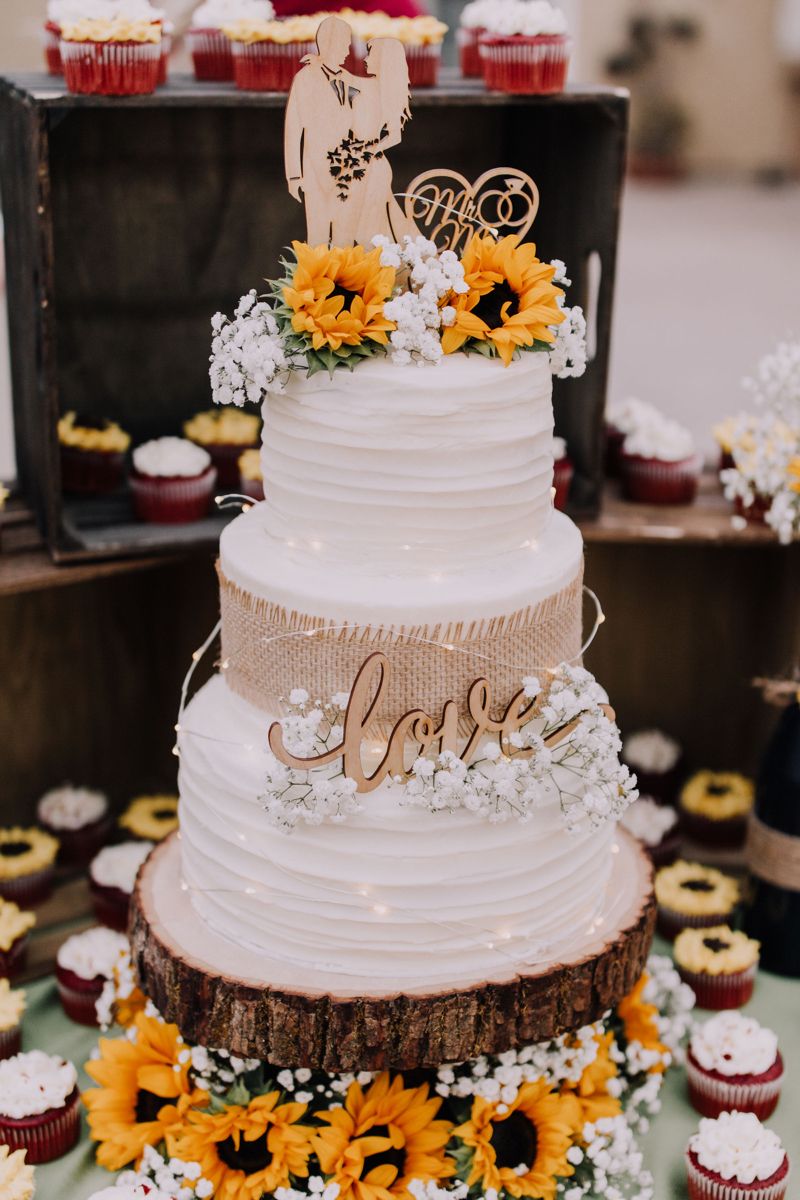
[0,73,628,561]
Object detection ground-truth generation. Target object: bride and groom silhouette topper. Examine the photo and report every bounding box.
[284,15,420,248]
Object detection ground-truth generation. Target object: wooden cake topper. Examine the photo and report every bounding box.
[403,168,541,254]
[284,15,420,247]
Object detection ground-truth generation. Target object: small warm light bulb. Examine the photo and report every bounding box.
[357,886,370,897]
[441,643,455,652]
[221,659,230,670]
[242,503,253,512]
[245,887,256,895]
[174,723,181,732]
[310,540,323,551]
[192,651,202,662]
[611,843,619,854]
[373,903,389,915]
[172,745,180,757]
[598,611,606,625]
[485,941,495,951]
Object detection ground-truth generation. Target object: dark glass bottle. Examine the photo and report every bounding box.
[743,700,800,977]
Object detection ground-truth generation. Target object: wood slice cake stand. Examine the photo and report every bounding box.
[129,829,655,1071]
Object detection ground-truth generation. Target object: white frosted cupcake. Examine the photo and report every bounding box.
[457,0,505,77]
[56,926,128,1027]
[686,1111,789,1200]
[479,0,571,95]
[688,1011,783,1121]
[130,437,216,524]
[89,841,154,932]
[189,0,274,80]
[620,414,702,505]
[622,727,682,804]
[0,1052,80,1164]
[621,796,680,866]
[37,785,112,867]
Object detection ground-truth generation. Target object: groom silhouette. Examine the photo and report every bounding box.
[284,16,363,246]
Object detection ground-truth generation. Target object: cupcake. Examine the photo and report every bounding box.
[680,771,755,849]
[0,829,59,907]
[622,727,682,804]
[238,447,264,502]
[0,981,25,1060]
[89,840,154,932]
[605,396,662,480]
[188,0,274,80]
[44,0,71,73]
[655,860,740,942]
[687,1011,784,1120]
[620,410,702,505]
[184,408,261,490]
[224,16,320,92]
[355,14,448,87]
[456,0,497,77]
[37,785,113,867]
[60,1,165,97]
[551,435,573,511]
[119,794,178,842]
[130,437,217,524]
[621,796,680,867]
[0,901,36,981]
[674,925,760,1010]
[479,0,570,95]
[58,412,130,495]
[0,1146,35,1200]
[56,926,128,1026]
[686,1111,789,1200]
[0,1051,80,1164]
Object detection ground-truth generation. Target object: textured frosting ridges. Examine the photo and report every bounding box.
[259,353,555,573]
[178,676,616,994]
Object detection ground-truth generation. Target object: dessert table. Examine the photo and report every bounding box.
[21,940,799,1199]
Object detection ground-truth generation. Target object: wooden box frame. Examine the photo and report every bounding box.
[0,74,628,562]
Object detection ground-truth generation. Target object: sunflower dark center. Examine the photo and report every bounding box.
[703,937,731,954]
[490,1110,538,1171]
[681,879,715,892]
[472,280,519,329]
[706,784,730,796]
[135,1089,168,1124]
[361,1124,406,1179]
[0,841,31,857]
[331,284,360,312]
[153,809,176,821]
[218,1132,273,1175]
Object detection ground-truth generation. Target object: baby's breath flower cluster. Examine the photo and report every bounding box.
[210,290,294,407]
[548,261,587,379]
[743,337,800,427]
[95,948,140,1031]
[187,1044,261,1097]
[720,410,799,543]
[374,235,469,365]
[558,1116,654,1200]
[276,1179,341,1200]
[641,953,696,1065]
[116,1144,214,1199]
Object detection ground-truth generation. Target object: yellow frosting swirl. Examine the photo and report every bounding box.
[0,979,26,1033]
[342,10,448,43]
[674,925,760,976]
[58,412,130,453]
[119,795,179,842]
[223,15,320,43]
[680,771,754,821]
[184,408,261,447]
[0,900,36,953]
[238,447,263,482]
[0,828,59,881]
[655,860,739,917]
[61,17,162,41]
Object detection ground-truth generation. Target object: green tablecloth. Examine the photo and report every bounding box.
[19,944,800,1200]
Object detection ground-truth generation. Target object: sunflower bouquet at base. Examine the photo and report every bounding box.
[81,954,691,1200]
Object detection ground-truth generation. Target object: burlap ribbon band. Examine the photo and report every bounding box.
[745,814,800,893]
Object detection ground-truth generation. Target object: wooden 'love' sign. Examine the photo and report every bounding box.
[268,652,613,793]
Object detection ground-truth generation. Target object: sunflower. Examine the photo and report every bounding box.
[561,1031,622,1122]
[313,1071,454,1200]
[169,1092,312,1200]
[282,242,396,355]
[617,973,668,1074]
[441,234,565,366]
[454,1079,582,1200]
[83,1012,208,1170]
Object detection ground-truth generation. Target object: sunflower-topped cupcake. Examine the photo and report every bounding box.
[0,901,36,981]
[119,795,178,842]
[58,412,130,495]
[674,925,760,1010]
[655,860,740,942]
[184,408,261,489]
[680,771,754,848]
[0,829,59,907]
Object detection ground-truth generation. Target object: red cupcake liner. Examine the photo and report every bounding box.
[405,43,442,87]
[188,27,234,80]
[192,441,260,490]
[240,476,265,502]
[231,40,315,92]
[649,829,682,869]
[0,934,29,981]
[627,759,684,807]
[620,452,703,505]
[0,867,55,908]
[686,1148,789,1200]
[60,444,127,495]
[678,963,757,1011]
[553,456,573,511]
[457,26,484,77]
[158,32,171,85]
[44,21,63,74]
[89,879,131,933]
[56,965,104,1027]
[657,905,735,943]
[680,809,749,850]
[61,38,161,96]
[40,814,114,869]
[480,33,570,95]
[129,464,217,524]
[0,1087,81,1165]
[687,1049,783,1121]
[0,1025,22,1060]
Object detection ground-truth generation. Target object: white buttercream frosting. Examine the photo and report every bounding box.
[37,785,108,831]
[90,841,153,893]
[56,926,128,981]
[133,437,211,479]
[689,1112,786,1185]
[621,797,677,847]
[460,0,508,29]
[191,0,274,26]
[691,1011,779,1078]
[0,1051,77,1118]
[477,0,569,36]
[552,435,568,461]
[607,396,661,435]
[623,729,681,773]
[624,416,695,463]
[48,0,163,21]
